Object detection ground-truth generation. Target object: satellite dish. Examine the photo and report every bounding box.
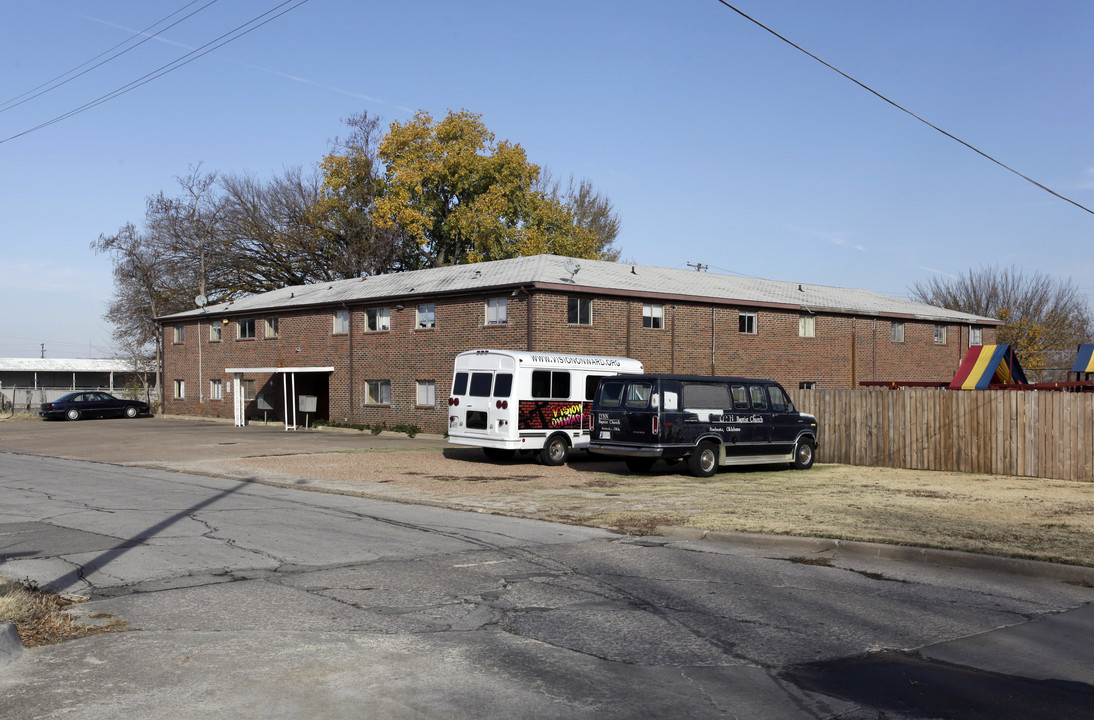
[563,258,580,281]
[195,295,207,308]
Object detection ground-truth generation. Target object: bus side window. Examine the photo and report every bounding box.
[552,371,571,399]
[731,385,749,410]
[749,385,768,410]
[469,372,493,397]
[531,370,551,398]
[585,374,608,401]
[533,370,571,399]
[453,372,469,395]
[493,373,513,398]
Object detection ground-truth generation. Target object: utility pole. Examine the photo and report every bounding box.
[40,343,45,358]
[687,262,708,272]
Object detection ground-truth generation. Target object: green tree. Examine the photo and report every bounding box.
[910,265,1092,381]
[371,109,603,268]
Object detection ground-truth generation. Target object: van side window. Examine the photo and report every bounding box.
[598,381,625,408]
[493,373,513,398]
[585,375,608,401]
[453,372,469,395]
[531,370,571,399]
[768,385,793,412]
[682,383,731,409]
[731,385,749,410]
[625,383,653,409]
[749,385,768,410]
[469,372,493,397]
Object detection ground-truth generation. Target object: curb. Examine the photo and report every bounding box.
[0,622,23,669]
[656,527,1094,585]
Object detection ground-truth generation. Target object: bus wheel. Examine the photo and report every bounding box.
[625,457,656,473]
[688,441,719,478]
[539,435,570,466]
[483,447,516,462]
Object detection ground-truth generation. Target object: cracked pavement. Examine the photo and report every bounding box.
[2,446,1094,718]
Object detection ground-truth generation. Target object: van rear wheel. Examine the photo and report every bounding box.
[688,441,719,478]
[539,435,570,466]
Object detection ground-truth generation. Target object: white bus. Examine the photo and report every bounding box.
[447,349,644,465]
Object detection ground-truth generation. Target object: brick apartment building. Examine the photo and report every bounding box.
[159,254,998,433]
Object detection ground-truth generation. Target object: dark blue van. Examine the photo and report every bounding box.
[589,374,818,477]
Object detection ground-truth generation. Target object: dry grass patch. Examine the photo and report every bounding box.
[1,578,127,646]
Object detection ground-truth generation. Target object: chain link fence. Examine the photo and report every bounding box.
[1,386,160,417]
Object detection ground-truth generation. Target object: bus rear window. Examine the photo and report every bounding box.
[469,372,493,397]
[452,372,468,395]
[493,373,513,398]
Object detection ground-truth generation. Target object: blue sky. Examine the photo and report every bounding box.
[2,1,1092,358]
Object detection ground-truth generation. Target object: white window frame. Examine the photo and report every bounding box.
[969,326,982,346]
[366,307,391,332]
[333,309,350,335]
[173,324,185,343]
[568,297,591,326]
[209,323,221,342]
[237,318,256,340]
[799,314,815,338]
[416,380,436,407]
[486,297,507,325]
[265,317,279,338]
[642,303,664,329]
[739,311,757,335]
[416,303,435,329]
[891,321,905,343]
[365,380,392,405]
[210,378,223,400]
[934,324,948,345]
[174,379,185,399]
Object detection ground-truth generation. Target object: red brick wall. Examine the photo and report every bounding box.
[161,291,995,433]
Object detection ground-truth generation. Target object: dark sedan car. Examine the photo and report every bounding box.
[40,392,151,421]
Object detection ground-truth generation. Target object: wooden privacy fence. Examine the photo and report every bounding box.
[786,388,1094,482]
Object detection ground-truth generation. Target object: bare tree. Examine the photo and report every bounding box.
[910,266,1093,381]
[538,169,622,261]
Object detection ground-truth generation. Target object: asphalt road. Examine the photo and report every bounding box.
[1,418,1093,719]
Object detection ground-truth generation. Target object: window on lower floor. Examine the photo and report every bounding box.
[240,379,256,401]
[366,380,391,405]
[799,381,816,390]
[416,380,436,406]
[210,378,223,400]
[739,311,757,334]
[174,379,185,399]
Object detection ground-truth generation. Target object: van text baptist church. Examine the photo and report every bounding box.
[159,254,997,433]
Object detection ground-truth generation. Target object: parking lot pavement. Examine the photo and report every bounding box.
[0,414,449,465]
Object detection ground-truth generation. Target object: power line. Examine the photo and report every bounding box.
[0,0,310,145]
[715,1,1094,217]
[0,0,219,114]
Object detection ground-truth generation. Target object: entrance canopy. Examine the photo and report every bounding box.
[948,345,1027,390]
[224,366,334,429]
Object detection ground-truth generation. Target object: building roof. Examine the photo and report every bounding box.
[0,358,138,373]
[159,254,999,325]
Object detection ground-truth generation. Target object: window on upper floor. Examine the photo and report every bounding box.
[934,324,948,345]
[642,303,663,329]
[568,297,591,325]
[333,309,350,334]
[237,319,255,339]
[799,315,815,338]
[366,307,390,332]
[485,297,507,325]
[739,311,757,335]
[891,321,905,343]
[417,304,435,329]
